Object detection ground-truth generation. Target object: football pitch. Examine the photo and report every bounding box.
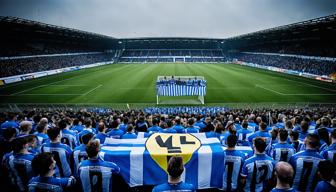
[0,63,336,106]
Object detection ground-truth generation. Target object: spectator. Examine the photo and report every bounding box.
[237,120,253,146]
[95,121,108,144]
[223,135,246,191]
[173,118,185,133]
[314,160,336,191]
[147,118,163,133]
[78,140,120,192]
[7,136,35,191]
[18,120,32,137]
[73,132,94,176]
[248,122,272,145]
[41,127,73,177]
[152,156,195,192]
[269,129,296,162]
[185,118,199,133]
[289,134,324,191]
[271,162,295,192]
[289,131,303,152]
[121,124,138,139]
[106,120,124,139]
[59,118,78,149]
[241,137,275,192]
[29,152,76,191]
[320,129,336,163]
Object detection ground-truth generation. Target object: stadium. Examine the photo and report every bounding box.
[0,1,336,192]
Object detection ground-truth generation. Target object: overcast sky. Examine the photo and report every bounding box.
[0,0,335,38]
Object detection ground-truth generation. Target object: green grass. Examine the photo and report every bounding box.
[0,63,335,106]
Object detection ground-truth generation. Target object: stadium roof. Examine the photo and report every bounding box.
[0,13,335,50]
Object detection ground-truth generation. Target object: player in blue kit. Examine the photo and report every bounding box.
[248,122,272,145]
[95,121,108,144]
[237,120,253,146]
[314,160,336,192]
[41,127,73,177]
[73,132,94,176]
[271,161,296,192]
[7,136,35,192]
[152,156,195,192]
[172,118,185,133]
[78,140,120,192]
[59,118,78,149]
[320,129,336,163]
[121,124,138,139]
[223,135,246,192]
[289,133,324,192]
[269,129,296,162]
[241,137,275,192]
[185,118,199,133]
[28,152,76,192]
[147,118,163,133]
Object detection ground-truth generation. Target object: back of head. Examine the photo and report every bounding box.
[290,131,299,141]
[188,118,194,126]
[253,137,267,153]
[318,160,336,181]
[36,123,47,133]
[175,119,181,125]
[12,136,29,153]
[58,119,67,130]
[47,127,61,141]
[285,120,293,129]
[301,121,309,132]
[227,135,238,148]
[152,118,159,125]
[20,121,32,132]
[127,124,134,133]
[305,133,320,149]
[241,120,248,129]
[259,122,267,131]
[317,127,330,145]
[275,161,294,185]
[81,132,94,145]
[167,156,184,178]
[86,140,100,158]
[85,119,92,128]
[166,120,173,128]
[98,122,106,132]
[73,118,80,126]
[3,127,17,140]
[279,129,288,142]
[32,152,54,176]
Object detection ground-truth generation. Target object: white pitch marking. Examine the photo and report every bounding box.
[256,84,336,96]
[82,84,103,95]
[255,84,285,95]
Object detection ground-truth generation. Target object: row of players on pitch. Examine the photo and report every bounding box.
[1,116,336,192]
[156,76,206,86]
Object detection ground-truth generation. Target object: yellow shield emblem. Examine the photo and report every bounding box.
[145,133,201,172]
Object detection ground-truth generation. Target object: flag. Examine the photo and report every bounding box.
[100,133,224,189]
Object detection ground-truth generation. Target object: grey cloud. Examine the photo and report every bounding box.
[0,0,335,38]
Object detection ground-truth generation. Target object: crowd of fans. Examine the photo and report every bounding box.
[0,44,99,57]
[0,53,115,78]
[0,107,336,191]
[240,43,336,57]
[234,53,336,76]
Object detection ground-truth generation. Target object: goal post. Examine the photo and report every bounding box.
[156,76,206,105]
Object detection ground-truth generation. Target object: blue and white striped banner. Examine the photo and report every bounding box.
[157,85,206,96]
[100,133,224,189]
